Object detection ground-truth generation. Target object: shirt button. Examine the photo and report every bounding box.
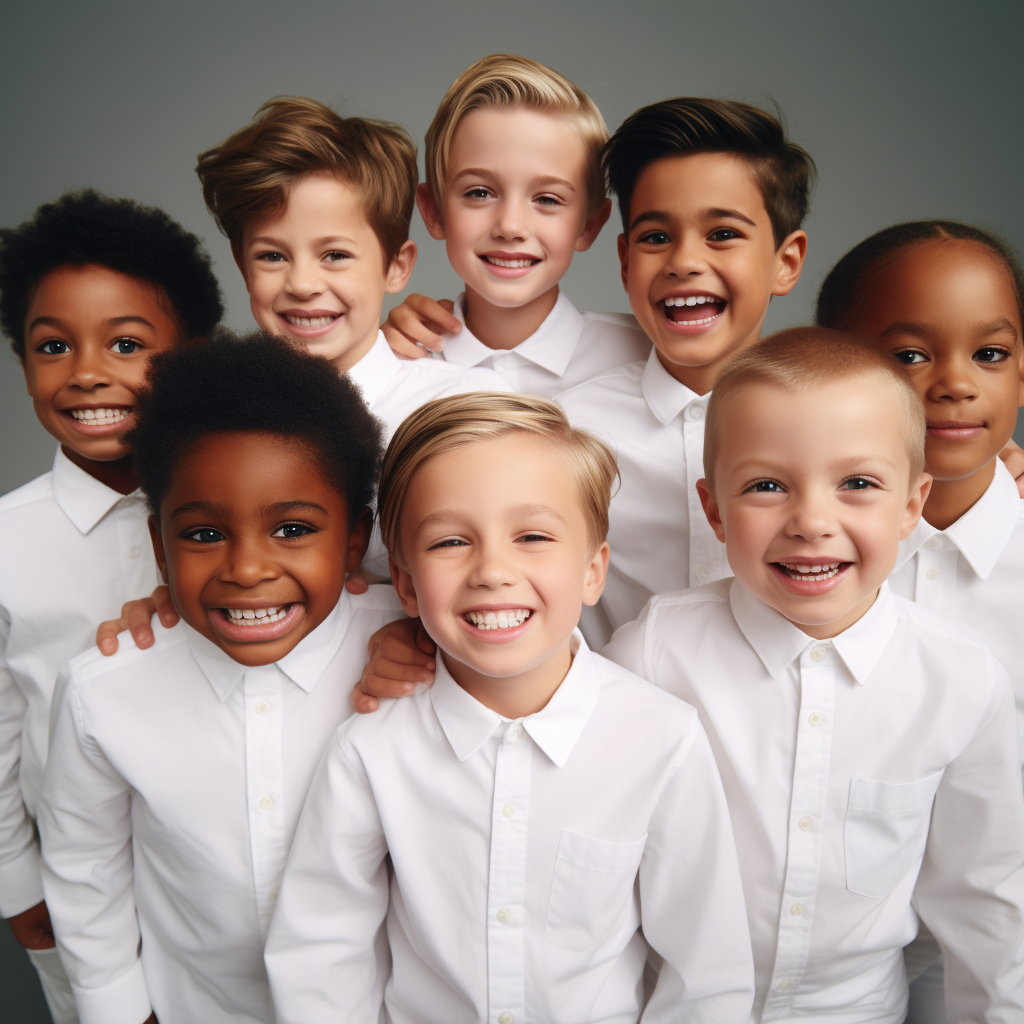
[129,545,140,558]
[810,646,827,662]
[777,980,792,990]
[696,564,710,580]
[259,796,273,811]
[798,815,814,830]
[925,536,944,550]
[504,722,524,743]
[688,404,705,420]
[808,711,824,727]
[499,1015,513,1024]
[502,803,516,817]
[255,701,270,715]
[790,903,804,916]
[496,908,511,924]
[926,566,941,581]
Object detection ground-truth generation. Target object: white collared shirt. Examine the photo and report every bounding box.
[433,293,651,397]
[0,448,158,918]
[38,587,404,1024]
[604,580,1024,1023]
[265,634,754,1024]
[558,349,728,645]
[890,460,1024,755]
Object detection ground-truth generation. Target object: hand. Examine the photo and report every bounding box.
[344,567,370,595]
[7,900,55,950]
[97,585,178,655]
[352,617,436,713]
[999,438,1024,497]
[381,295,459,359]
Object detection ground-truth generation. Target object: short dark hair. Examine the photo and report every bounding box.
[0,189,223,361]
[126,330,385,520]
[816,220,1024,330]
[603,97,815,248]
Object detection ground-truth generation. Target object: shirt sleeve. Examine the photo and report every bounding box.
[638,716,755,1022]
[600,600,654,679]
[914,654,1024,1020]
[37,666,152,1024]
[265,731,391,1024]
[0,605,43,917]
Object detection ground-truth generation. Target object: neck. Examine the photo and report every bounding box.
[791,587,879,641]
[463,283,559,351]
[61,445,139,494]
[656,321,766,397]
[331,327,380,374]
[923,458,996,531]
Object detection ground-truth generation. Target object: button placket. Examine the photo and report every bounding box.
[914,547,958,618]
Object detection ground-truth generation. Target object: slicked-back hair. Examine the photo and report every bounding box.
[604,97,815,247]
[126,330,384,520]
[704,327,926,490]
[196,97,418,266]
[0,189,223,361]
[816,219,1024,330]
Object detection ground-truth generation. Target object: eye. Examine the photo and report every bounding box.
[708,228,741,242]
[272,522,315,539]
[747,479,784,493]
[462,187,492,200]
[516,531,553,543]
[256,251,286,263]
[535,194,563,207]
[892,349,928,365]
[184,527,225,543]
[323,250,351,263]
[112,338,142,354]
[974,346,1009,363]
[840,476,876,491]
[37,339,70,355]
[428,537,468,550]
[638,231,670,246]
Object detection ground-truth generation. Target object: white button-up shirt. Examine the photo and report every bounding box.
[265,634,754,1024]
[890,460,1024,756]
[0,449,158,918]
[604,580,1024,1023]
[38,587,404,1024]
[432,293,651,397]
[558,350,728,645]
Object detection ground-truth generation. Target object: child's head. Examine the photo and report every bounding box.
[603,98,814,394]
[128,331,384,665]
[196,97,418,371]
[699,328,930,639]
[0,189,222,466]
[816,221,1024,490]
[417,54,611,317]
[378,392,613,706]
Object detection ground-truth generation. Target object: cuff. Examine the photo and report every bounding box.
[73,958,152,1024]
[0,841,45,918]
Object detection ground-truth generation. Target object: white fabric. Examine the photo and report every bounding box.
[26,945,80,1024]
[0,449,158,917]
[38,587,404,1024]
[265,633,754,1024]
[558,350,729,644]
[604,580,1024,1023]
[433,293,650,397]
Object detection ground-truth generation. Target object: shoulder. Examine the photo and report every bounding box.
[645,579,734,626]
[334,682,433,755]
[399,356,508,396]
[557,359,647,409]
[63,621,191,691]
[580,311,644,335]
[891,592,991,654]
[593,651,699,721]
[347,584,405,617]
[0,471,55,518]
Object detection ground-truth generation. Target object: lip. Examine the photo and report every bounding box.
[207,602,305,643]
[656,290,727,336]
[60,405,135,436]
[926,420,985,441]
[276,309,342,338]
[458,605,535,644]
[477,251,543,279]
[769,561,851,596]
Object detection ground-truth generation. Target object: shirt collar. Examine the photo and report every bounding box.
[344,331,403,409]
[896,460,1021,580]
[185,591,356,702]
[443,292,585,377]
[50,446,146,535]
[729,578,897,685]
[429,630,600,767]
[640,348,703,425]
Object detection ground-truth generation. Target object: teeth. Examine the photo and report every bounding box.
[485,256,538,268]
[663,295,717,307]
[464,609,531,630]
[70,407,129,425]
[225,605,289,624]
[778,562,842,582]
[284,315,337,327]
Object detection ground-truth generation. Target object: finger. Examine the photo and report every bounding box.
[361,674,418,700]
[124,600,159,649]
[381,635,436,668]
[414,621,436,655]
[437,298,459,325]
[152,586,178,628]
[344,572,370,595]
[369,657,434,684]
[97,619,126,655]
[382,322,432,359]
[351,683,380,715]
[411,295,461,335]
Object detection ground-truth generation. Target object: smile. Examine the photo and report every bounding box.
[659,295,727,327]
[283,314,339,327]
[482,256,540,269]
[464,609,532,630]
[67,407,131,425]
[777,561,843,581]
[224,605,290,624]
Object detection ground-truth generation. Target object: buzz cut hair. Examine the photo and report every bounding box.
[377,391,617,558]
[703,326,926,490]
[195,96,418,266]
[424,53,609,217]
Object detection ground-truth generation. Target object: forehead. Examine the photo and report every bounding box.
[242,171,373,243]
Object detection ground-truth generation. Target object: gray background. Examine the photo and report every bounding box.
[2,0,1022,1018]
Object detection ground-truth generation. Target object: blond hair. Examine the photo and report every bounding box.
[378,392,617,557]
[704,327,927,489]
[424,53,608,215]
[195,97,417,265]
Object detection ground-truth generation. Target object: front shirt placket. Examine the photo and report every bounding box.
[486,719,531,1024]
[115,495,158,597]
[763,642,837,1017]
[912,535,959,618]
[682,395,724,586]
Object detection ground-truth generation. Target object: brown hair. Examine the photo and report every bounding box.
[195,96,418,265]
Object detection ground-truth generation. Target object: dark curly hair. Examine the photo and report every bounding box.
[125,330,384,520]
[0,189,223,360]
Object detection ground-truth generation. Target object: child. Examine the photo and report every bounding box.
[37,334,405,1024]
[264,393,754,1023]
[0,189,222,1024]
[604,328,1024,1021]
[380,53,651,395]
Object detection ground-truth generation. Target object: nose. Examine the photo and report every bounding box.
[926,353,979,404]
[283,256,324,300]
[663,231,708,278]
[492,197,529,243]
[66,345,112,391]
[468,537,518,590]
[784,488,837,544]
[221,533,281,588]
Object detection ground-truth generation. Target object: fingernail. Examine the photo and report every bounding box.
[403,685,414,695]
[427,660,435,670]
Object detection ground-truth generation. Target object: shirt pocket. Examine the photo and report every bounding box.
[844,771,943,899]
[545,829,647,951]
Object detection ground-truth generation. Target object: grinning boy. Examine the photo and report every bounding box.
[38,334,405,1024]
[605,328,1024,1021]
[380,53,651,395]
[264,393,754,1023]
[0,190,222,1024]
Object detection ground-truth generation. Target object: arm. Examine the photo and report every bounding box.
[37,667,153,1024]
[351,617,435,714]
[999,438,1024,497]
[265,734,390,1024]
[381,295,459,359]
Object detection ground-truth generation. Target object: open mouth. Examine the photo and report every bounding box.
[284,314,338,328]
[278,311,342,337]
[224,605,290,625]
[776,561,845,582]
[64,406,133,430]
[464,609,532,630]
[479,253,542,277]
[660,294,726,327]
[208,602,304,642]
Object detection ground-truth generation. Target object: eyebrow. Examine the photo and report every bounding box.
[879,317,1020,342]
[731,454,899,477]
[246,235,357,249]
[169,501,230,522]
[27,314,156,333]
[414,503,570,536]
[262,500,329,517]
[628,205,757,233]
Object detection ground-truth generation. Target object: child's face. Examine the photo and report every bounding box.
[620,153,806,395]
[389,433,608,704]
[22,263,182,463]
[845,240,1024,483]
[699,377,930,639]
[149,431,368,666]
[236,172,415,373]
[417,108,609,314]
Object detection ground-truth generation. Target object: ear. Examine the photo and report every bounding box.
[581,540,610,607]
[575,198,613,253]
[617,233,629,292]
[388,555,421,619]
[900,472,933,540]
[696,478,727,544]
[416,184,446,241]
[148,515,170,585]
[384,239,417,294]
[771,229,808,297]
[345,509,373,574]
